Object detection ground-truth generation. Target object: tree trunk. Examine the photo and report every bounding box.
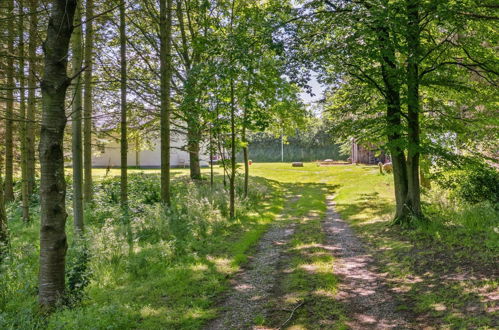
[160,0,173,206]
[26,0,38,196]
[38,0,76,310]
[404,0,423,219]
[229,78,236,219]
[120,0,128,208]
[0,152,8,258]
[71,2,84,234]
[187,123,202,180]
[242,122,249,198]
[18,0,30,222]
[209,126,214,188]
[376,24,409,221]
[4,0,15,203]
[83,0,94,204]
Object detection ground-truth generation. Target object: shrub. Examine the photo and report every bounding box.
[436,162,499,206]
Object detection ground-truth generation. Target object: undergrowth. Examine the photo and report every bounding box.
[0,171,283,329]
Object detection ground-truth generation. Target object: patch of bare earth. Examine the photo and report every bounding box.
[205,196,299,330]
[323,195,411,329]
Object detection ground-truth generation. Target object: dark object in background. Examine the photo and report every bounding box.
[292,162,304,167]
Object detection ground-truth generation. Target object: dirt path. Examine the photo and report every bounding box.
[207,194,410,329]
[323,195,410,329]
[206,197,298,330]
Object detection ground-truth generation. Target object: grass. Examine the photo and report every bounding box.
[0,169,285,329]
[1,162,497,329]
[251,162,498,328]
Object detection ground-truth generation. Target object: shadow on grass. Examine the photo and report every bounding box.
[337,195,498,328]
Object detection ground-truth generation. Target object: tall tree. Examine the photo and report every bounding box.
[4,0,15,202]
[160,0,173,206]
[83,0,94,204]
[26,0,38,195]
[38,0,77,309]
[72,1,84,233]
[403,0,422,220]
[18,0,30,222]
[119,0,128,208]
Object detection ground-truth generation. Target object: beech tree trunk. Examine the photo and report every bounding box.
[4,0,15,203]
[38,0,76,310]
[18,0,30,222]
[83,0,94,204]
[404,0,423,219]
[71,2,84,234]
[160,0,173,205]
[376,24,409,221]
[120,0,128,208]
[26,0,38,196]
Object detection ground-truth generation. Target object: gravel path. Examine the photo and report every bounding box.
[323,195,410,329]
[205,197,298,330]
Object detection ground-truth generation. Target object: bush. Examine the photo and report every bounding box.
[436,162,499,206]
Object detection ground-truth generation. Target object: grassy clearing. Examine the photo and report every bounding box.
[251,162,498,328]
[0,169,284,329]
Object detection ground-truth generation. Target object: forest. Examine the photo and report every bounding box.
[0,0,497,329]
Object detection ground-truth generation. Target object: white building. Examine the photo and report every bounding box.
[91,132,209,168]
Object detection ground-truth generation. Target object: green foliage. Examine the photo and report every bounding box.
[435,162,499,206]
[0,170,282,329]
[65,240,91,306]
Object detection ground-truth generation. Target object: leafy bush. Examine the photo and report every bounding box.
[435,162,499,206]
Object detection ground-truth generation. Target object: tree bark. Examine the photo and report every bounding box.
[376,24,409,221]
[404,0,423,219]
[0,152,8,258]
[187,122,202,180]
[83,0,94,204]
[4,0,15,203]
[229,78,236,219]
[26,0,38,196]
[38,0,76,310]
[120,0,128,208]
[160,0,173,206]
[242,119,249,198]
[18,0,30,222]
[71,2,84,234]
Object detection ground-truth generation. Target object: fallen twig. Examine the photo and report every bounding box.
[278,300,306,329]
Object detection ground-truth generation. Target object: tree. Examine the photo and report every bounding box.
[26,0,38,195]
[83,0,94,204]
[160,0,173,205]
[18,0,30,222]
[4,0,15,202]
[38,0,77,310]
[120,0,128,208]
[71,1,84,233]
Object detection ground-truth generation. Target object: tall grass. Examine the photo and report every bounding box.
[0,172,281,329]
